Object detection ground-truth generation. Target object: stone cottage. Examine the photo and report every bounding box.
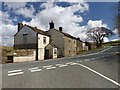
[46,21,83,57]
[14,21,88,62]
[14,23,57,62]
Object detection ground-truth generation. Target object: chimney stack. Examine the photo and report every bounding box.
[59,27,63,32]
[77,37,80,40]
[49,20,54,29]
[18,22,23,32]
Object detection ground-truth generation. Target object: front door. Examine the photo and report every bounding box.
[44,49,49,59]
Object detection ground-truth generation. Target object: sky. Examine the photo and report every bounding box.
[0,1,119,46]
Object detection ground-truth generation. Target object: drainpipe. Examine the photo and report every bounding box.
[36,33,38,61]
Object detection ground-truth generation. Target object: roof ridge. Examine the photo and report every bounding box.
[25,25,50,36]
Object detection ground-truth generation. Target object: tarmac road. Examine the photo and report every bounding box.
[2,46,120,88]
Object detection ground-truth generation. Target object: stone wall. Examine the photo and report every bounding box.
[46,29,64,57]
[14,56,35,62]
[64,36,77,57]
[13,49,36,62]
[76,40,83,54]
[14,49,35,56]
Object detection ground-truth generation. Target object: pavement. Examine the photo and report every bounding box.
[1,46,120,88]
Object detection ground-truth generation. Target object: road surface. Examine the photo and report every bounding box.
[2,46,120,88]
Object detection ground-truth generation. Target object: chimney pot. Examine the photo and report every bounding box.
[35,27,37,29]
[18,22,24,32]
[49,21,54,29]
[59,27,63,32]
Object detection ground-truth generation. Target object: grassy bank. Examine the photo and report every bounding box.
[102,40,120,46]
[1,46,13,64]
[78,40,120,55]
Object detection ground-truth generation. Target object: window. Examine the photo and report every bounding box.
[69,50,70,53]
[54,49,57,54]
[23,34,28,44]
[74,40,76,43]
[43,37,46,44]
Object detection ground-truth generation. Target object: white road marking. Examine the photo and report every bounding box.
[59,64,68,67]
[79,60,83,62]
[70,63,78,65]
[30,69,42,72]
[56,64,64,66]
[43,65,52,68]
[8,72,24,76]
[8,69,22,73]
[76,63,120,87]
[76,61,80,62]
[46,67,56,70]
[91,58,95,60]
[66,62,74,65]
[80,47,112,57]
[28,67,38,70]
[84,59,89,61]
[100,47,112,53]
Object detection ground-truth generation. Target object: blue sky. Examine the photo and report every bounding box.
[1,1,119,46]
[82,2,116,29]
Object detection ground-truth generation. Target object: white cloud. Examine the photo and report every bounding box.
[15,4,35,18]
[1,11,13,24]
[103,37,109,42]
[111,38,120,41]
[19,2,109,42]
[113,28,118,35]
[21,2,89,42]
[1,24,17,46]
[0,11,17,46]
[1,2,111,46]
[58,0,86,2]
[4,2,27,10]
[87,20,108,28]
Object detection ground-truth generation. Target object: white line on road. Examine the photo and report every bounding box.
[76,63,120,87]
[70,63,78,65]
[8,69,22,73]
[58,64,68,67]
[100,47,112,53]
[66,62,74,65]
[84,59,89,61]
[43,65,53,68]
[80,47,112,57]
[30,69,42,72]
[91,58,95,60]
[8,72,24,76]
[28,67,39,70]
[79,60,83,62]
[46,67,56,70]
[56,64,64,66]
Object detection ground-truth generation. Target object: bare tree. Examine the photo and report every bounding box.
[87,27,113,48]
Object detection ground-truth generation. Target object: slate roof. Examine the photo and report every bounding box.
[46,43,58,48]
[14,24,50,37]
[46,28,78,40]
[26,25,50,36]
